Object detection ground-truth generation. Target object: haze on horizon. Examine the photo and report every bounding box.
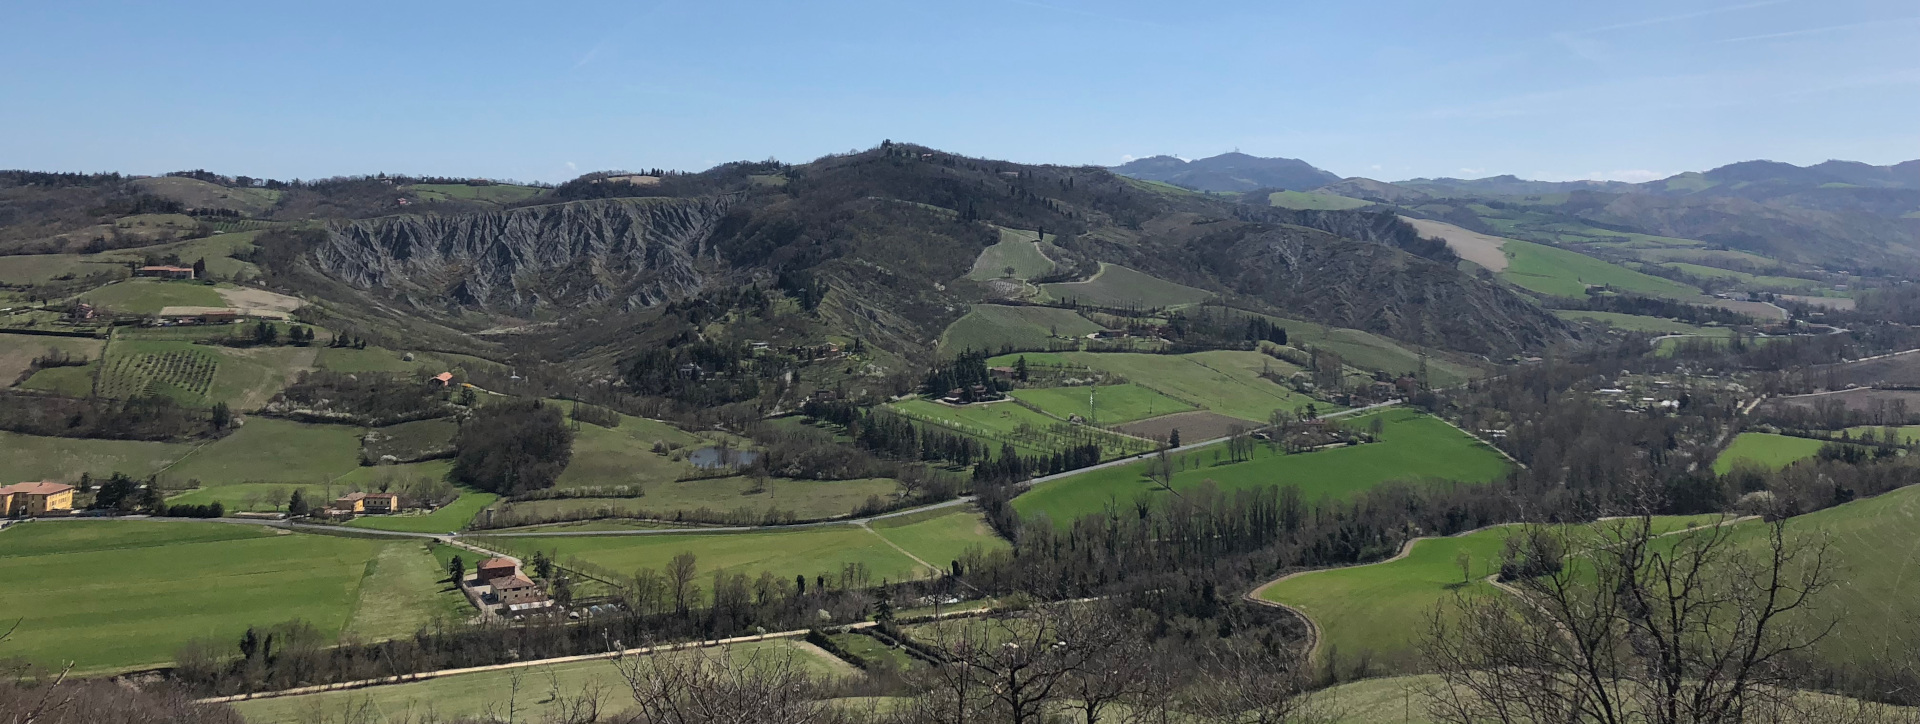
[3,0,1915,183]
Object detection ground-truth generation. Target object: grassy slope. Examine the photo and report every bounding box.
[966,227,1055,281]
[1038,264,1213,309]
[1551,310,1733,336]
[1260,516,1720,676]
[230,639,838,724]
[1500,240,1700,299]
[869,507,1010,570]
[495,477,900,522]
[1712,432,1828,474]
[554,413,708,489]
[98,339,309,409]
[1060,350,1322,423]
[476,525,927,590]
[1763,484,1920,666]
[1015,409,1510,525]
[161,418,363,487]
[1270,190,1371,210]
[0,431,190,484]
[0,522,384,672]
[1009,383,1196,425]
[342,542,472,640]
[937,304,1101,355]
[0,332,102,383]
[348,494,498,534]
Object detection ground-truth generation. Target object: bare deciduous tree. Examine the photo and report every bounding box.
[1422,516,1858,724]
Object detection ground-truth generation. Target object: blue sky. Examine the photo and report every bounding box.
[3,0,1915,183]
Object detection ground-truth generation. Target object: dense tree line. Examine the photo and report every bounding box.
[270,370,453,425]
[921,351,1001,398]
[450,399,574,495]
[0,392,223,441]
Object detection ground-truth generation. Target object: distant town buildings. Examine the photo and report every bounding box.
[1,482,75,517]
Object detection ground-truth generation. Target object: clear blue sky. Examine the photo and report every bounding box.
[3,0,1915,183]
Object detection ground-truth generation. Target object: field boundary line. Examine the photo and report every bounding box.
[858,520,944,578]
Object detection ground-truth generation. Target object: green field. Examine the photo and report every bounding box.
[870,507,1009,571]
[1841,424,1920,444]
[1551,310,1734,336]
[476,524,930,592]
[0,331,103,383]
[0,254,129,285]
[405,183,548,205]
[1500,240,1700,299]
[493,477,901,523]
[229,638,841,724]
[0,521,451,672]
[1258,516,1720,676]
[1660,262,1823,292]
[146,230,265,280]
[1038,264,1213,309]
[18,363,96,395]
[1059,350,1323,423]
[79,278,227,314]
[937,304,1102,355]
[1251,315,1479,388]
[0,431,190,485]
[1269,190,1372,210]
[1712,432,1828,474]
[1015,409,1510,526]
[160,418,364,487]
[966,227,1055,281]
[1010,383,1196,425]
[555,411,711,489]
[98,340,309,409]
[163,459,452,514]
[885,397,1151,459]
[1761,484,1920,666]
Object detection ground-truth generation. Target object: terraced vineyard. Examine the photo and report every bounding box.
[97,348,218,402]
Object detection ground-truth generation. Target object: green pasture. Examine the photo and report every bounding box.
[1761,484,1920,667]
[870,506,1009,571]
[1256,315,1478,388]
[0,521,447,673]
[1840,424,1920,444]
[1060,350,1323,423]
[229,638,841,724]
[146,230,264,280]
[985,351,1072,368]
[1014,409,1510,526]
[160,418,364,488]
[1551,310,1735,336]
[1712,432,1828,474]
[476,524,929,593]
[1259,516,1720,676]
[1037,264,1213,309]
[1269,190,1371,210]
[966,227,1055,281]
[17,364,95,396]
[1010,383,1196,425]
[0,254,128,285]
[0,331,103,381]
[79,278,227,315]
[492,477,901,523]
[554,411,710,489]
[0,431,190,485]
[884,397,1146,459]
[1660,262,1822,291]
[938,304,1101,355]
[1499,240,1700,299]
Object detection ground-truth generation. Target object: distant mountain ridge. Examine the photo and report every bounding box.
[1112,152,1340,192]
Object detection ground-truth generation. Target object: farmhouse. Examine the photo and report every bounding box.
[1,482,76,517]
[362,492,400,513]
[475,557,518,583]
[473,557,553,611]
[431,372,454,387]
[135,265,196,280]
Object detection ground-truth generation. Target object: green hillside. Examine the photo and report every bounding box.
[1500,240,1700,299]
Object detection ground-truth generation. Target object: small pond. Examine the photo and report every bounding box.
[688,447,760,469]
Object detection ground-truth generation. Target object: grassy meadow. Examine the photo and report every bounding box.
[966,227,1055,281]
[0,521,451,673]
[0,430,190,485]
[228,639,841,724]
[937,304,1101,355]
[160,418,363,487]
[1257,516,1722,676]
[1010,383,1196,425]
[553,412,710,489]
[1499,240,1699,299]
[476,525,933,593]
[1037,264,1213,309]
[79,278,227,314]
[1551,310,1734,336]
[1712,432,1828,474]
[870,507,1010,571]
[1014,409,1510,526]
[1059,350,1323,423]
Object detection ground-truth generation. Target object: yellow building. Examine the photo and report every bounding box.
[1,482,76,517]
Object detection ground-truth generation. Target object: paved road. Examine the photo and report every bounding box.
[42,401,1406,541]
